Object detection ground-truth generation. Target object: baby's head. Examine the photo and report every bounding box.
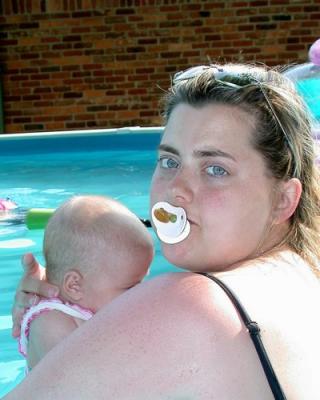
[44,195,154,312]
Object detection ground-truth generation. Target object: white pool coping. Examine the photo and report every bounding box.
[0,126,164,141]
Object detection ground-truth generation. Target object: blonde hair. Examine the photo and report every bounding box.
[44,195,153,284]
[162,64,320,275]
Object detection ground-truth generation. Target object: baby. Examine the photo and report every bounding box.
[19,195,154,370]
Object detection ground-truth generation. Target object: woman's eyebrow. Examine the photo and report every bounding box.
[158,144,179,155]
[158,144,236,161]
[193,149,236,161]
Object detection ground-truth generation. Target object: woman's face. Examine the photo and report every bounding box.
[150,103,279,272]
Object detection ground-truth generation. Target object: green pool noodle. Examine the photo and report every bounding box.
[25,207,152,230]
[26,208,55,229]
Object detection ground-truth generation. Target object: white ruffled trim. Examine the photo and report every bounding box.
[19,298,93,357]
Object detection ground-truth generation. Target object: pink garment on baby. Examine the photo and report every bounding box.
[19,298,93,357]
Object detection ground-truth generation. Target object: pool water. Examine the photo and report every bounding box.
[0,130,181,397]
[296,77,320,121]
[1,69,319,396]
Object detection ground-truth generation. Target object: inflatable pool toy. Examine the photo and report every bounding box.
[284,38,320,124]
[309,38,320,66]
[26,208,55,230]
[151,201,190,244]
[0,198,18,211]
[284,38,320,81]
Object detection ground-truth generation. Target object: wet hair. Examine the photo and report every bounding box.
[161,63,320,275]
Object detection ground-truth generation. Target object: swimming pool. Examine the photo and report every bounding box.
[1,73,319,397]
[0,127,183,397]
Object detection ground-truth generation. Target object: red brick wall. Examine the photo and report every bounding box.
[1,0,319,133]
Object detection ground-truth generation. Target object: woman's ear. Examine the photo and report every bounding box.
[273,178,302,224]
[62,270,84,302]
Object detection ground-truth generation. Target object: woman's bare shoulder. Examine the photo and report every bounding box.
[5,272,272,400]
[118,271,244,327]
[80,272,272,399]
[101,271,255,372]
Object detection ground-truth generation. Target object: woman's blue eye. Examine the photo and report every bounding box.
[206,165,227,176]
[159,157,179,169]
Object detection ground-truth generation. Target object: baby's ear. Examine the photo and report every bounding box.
[62,270,84,302]
[273,178,302,224]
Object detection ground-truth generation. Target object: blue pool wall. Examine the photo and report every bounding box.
[0,127,164,155]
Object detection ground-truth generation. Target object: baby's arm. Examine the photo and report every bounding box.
[27,310,78,369]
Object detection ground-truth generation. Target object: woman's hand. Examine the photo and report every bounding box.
[11,253,59,338]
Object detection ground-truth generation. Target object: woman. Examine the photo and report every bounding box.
[7,63,320,399]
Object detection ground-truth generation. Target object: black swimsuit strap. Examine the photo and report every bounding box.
[197,272,287,400]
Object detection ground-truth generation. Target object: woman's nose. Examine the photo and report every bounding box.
[168,167,193,205]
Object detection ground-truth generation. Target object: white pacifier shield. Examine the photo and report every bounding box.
[151,202,191,244]
[157,220,190,244]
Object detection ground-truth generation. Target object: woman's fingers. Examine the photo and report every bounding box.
[12,308,26,338]
[17,274,59,299]
[22,253,43,277]
[11,253,59,337]
[11,291,39,338]
[20,253,59,297]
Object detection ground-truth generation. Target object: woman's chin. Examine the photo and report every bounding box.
[161,240,183,257]
[161,241,200,271]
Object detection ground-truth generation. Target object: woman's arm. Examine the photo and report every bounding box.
[12,253,59,338]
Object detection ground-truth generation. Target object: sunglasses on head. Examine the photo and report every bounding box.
[173,65,294,163]
[174,64,251,86]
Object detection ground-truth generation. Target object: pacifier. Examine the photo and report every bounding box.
[151,201,190,244]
